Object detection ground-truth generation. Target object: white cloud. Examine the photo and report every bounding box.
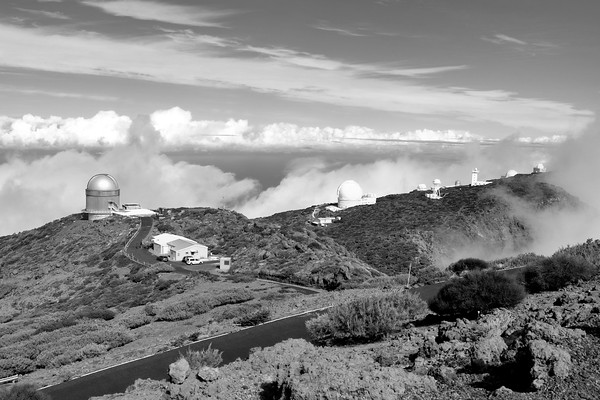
[0,117,260,236]
[81,0,237,27]
[0,107,572,151]
[0,22,593,135]
[0,111,131,148]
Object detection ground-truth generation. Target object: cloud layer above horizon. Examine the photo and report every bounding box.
[0,107,570,151]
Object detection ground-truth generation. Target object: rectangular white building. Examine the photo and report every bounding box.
[168,238,208,261]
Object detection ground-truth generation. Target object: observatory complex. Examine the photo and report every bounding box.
[83,174,155,221]
[336,180,376,209]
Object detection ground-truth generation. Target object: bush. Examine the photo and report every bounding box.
[212,303,261,322]
[447,258,489,274]
[121,312,153,329]
[521,254,598,293]
[235,308,270,326]
[76,307,115,321]
[306,290,427,343]
[184,344,223,369]
[34,317,77,334]
[0,384,51,400]
[429,270,525,317]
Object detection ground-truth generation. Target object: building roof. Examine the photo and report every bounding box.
[168,238,205,251]
[87,174,119,191]
[152,233,184,246]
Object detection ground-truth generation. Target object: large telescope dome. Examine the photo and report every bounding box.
[87,174,119,191]
[84,174,121,220]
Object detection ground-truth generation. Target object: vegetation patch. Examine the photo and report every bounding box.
[429,270,525,317]
[306,290,427,343]
[521,254,598,294]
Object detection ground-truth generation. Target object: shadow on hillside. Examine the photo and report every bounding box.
[464,359,534,393]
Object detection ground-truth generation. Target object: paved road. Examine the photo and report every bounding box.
[41,312,321,400]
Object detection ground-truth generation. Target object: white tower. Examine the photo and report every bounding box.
[471,168,479,186]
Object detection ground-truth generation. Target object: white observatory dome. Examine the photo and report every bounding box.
[87,174,119,191]
[337,180,364,209]
[505,169,518,178]
[337,180,363,201]
[432,178,442,186]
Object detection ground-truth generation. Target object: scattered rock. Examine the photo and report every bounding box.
[526,339,572,390]
[168,357,190,384]
[197,366,220,382]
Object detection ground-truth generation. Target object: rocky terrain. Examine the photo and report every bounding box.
[0,172,594,395]
[94,275,600,400]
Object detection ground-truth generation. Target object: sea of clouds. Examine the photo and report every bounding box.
[1,107,597,262]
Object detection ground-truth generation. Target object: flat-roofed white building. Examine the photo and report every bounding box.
[168,238,208,261]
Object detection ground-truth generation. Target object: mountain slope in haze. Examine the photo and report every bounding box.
[264,173,585,283]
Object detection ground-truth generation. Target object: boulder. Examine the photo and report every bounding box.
[471,335,507,368]
[169,357,190,384]
[526,339,572,390]
[197,366,220,382]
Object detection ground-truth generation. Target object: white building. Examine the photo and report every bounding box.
[533,163,546,173]
[152,233,185,255]
[168,238,208,262]
[471,168,491,186]
[504,169,518,178]
[337,180,377,209]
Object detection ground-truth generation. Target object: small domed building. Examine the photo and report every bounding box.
[84,174,121,221]
[337,180,376,209]
[504,169,518,178]
[533,163,546,174]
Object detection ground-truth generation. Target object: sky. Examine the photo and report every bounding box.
[1,0,600,253]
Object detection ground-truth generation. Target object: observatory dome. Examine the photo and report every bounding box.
[337,180,363,201]
[432,178,442,186]
[87,174,119,191]
[505,169,517,178]
[84,174,120,221]
[337,180,364,209]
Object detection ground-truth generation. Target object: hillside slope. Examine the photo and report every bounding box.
[150,208,381,289]
[264,173,584,283]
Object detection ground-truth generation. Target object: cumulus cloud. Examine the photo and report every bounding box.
[1,107,578,152]
[0,111,132,148]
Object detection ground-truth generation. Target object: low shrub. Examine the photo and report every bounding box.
[34,316,77,334]
[306,290,427,343]
[447,258,490,274]
[521,254,598,293]
[212,303,261,322]
[184,344,223,369]
[144,303,158,316]
[235,308,270,326]
[429,270,525,317]
[0,384,51,400]
[76,307,116,321]
[121,312,153,329]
